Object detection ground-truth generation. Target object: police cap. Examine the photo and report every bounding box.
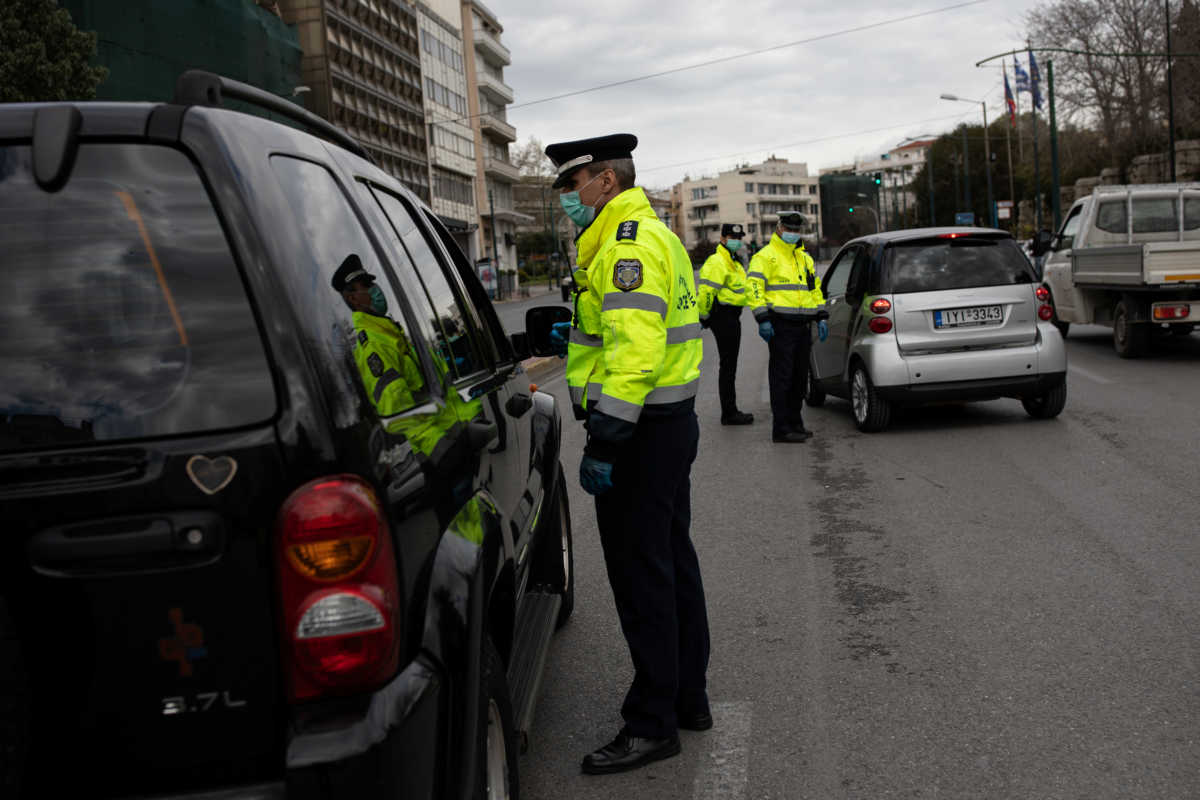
[721,223,746,239]
[545,133,638,189]
[330,253,376,292]
[777,211,806,228]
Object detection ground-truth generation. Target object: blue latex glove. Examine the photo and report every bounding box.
[817,320,829,342]
[758,320,774,343]
[580,455,614,496]
[548,321,571,358]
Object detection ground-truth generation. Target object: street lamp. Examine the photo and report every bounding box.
[940,93,995,227]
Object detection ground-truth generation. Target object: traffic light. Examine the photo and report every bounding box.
[873,172,882,185]
[848,206,855,213]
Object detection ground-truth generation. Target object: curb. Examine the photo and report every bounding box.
[522,355,564,384]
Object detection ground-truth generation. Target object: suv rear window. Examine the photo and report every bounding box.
[0,143,275,453]
[885,237,1035,294]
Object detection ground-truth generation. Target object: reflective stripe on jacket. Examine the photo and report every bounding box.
[698,243,748,319]
[569,186,702,454]
[746,233,826,322]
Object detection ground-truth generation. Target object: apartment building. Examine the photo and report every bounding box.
[280,0,431,201]
[415,0,478,257]
[676,157,821,252]
[462,0,529,293]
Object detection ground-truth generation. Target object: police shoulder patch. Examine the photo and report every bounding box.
[616,220,639,241]
[358,330,368,346]
[613,258,643,291]
[367,352,384,378]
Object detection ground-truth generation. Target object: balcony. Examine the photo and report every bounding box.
[477,70,514,105]
[484,155,521,182]
[479,112,516,142]
[473,26,511,66]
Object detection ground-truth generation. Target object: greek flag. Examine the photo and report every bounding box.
[1013,57,1031,92]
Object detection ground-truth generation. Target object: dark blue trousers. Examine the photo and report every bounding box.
[767,317,812,436]
[594,410,710,738]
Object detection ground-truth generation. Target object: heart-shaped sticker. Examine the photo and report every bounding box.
[185,454,238,496]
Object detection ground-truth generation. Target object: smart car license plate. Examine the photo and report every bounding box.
[934,305,1003,328]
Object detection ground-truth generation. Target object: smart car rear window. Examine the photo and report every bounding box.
[0,143,276,453]
[885,237,1035,294]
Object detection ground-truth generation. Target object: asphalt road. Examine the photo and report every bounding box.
[495,283,573,335]
[518,317,1200,799]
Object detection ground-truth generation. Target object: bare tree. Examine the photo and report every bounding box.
[1027,0,1166,169]
[512,136,555,178]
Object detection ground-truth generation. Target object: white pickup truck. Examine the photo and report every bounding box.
[1036,183,1200,357]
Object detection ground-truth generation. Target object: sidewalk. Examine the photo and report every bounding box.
[492,282,563,304]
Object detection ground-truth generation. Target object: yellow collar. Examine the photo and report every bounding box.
[576,187,654,269]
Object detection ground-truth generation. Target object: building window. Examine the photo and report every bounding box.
[433,168,474,206]
[809,204,819,215]
[809,185,817,195]
[744,182,754,192]
[746,203,755,215]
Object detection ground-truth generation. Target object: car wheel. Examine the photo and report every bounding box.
[805,368,826,408]
[1113,298,1148,358]
[850,363,891,433]
[532,462,573,629]
[1021,379,1067,419]
[0,599,28,797]
[476,637,519,800]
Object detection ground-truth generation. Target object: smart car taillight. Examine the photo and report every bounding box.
[870,298,892,314]
[1035,286,1050,302]
[1039,304,1054,321]
[275,476,400,702]
[868,317,893,334]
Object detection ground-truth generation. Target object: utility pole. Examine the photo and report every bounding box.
[1167,0,1178,182]
[1005,113,1016,234]
[488,187,501,300]
[1048,59,1062,230]
[981,101,995,227]
[961,125,972,214]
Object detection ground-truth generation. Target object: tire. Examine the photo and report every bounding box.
[0,600,28,798]
[532,462,573,629]
[1022,379,1067,419]
[475,637,519,800]
[805,367,826,408]
[1113,298,1148,358]
[850,363,891,432]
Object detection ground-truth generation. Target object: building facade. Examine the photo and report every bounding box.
[279,0,431,201]
[676,157,821,252]
[461,0,529,295]
[415,0,478,257]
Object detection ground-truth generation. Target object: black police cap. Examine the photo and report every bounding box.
[545,133,638,189]
[330,253,375,292]
[721,223,746,238]
[777,211,806,227]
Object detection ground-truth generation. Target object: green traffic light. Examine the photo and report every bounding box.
[848,207,855,213]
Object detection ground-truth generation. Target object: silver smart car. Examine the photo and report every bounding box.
[807,228,1067,432]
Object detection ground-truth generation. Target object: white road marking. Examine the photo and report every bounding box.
[1068,363,1114,385]
[693,701,753,800]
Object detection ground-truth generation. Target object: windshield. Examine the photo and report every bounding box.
[885,237,1036,294]
[0,143,276,453]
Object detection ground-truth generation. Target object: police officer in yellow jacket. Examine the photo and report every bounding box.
[331,254,426,417]
[546,133,711,775]
[747,212,828,443]
[698,223,753,425]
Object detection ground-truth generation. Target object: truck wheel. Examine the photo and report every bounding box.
[850,363,891,433]
[1113,299,1148,358]
[476,637,519,800]
[805,368,826,408]
[0,599,28,797]
[532,462,573,629]
[1022,379,1067,419]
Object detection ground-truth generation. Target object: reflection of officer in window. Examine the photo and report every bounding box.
[331,254,424,417]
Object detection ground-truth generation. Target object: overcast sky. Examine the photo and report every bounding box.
[495,0,1046,189]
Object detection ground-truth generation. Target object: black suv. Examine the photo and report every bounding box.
[0,72,572,799]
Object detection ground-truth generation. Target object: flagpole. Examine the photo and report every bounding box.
[1004,64,1017,233]
[1016,57,1024,162]
[1030,43,1041,231]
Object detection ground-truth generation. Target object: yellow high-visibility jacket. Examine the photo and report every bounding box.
[698,243,748,321]
[747,234,826,322]
[568,186,703,457]
[565,265,601,420]
[353,311,424,415]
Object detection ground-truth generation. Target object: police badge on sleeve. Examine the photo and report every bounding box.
[613,259,643,291]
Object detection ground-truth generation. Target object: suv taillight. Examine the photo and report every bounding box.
[275,476,400,702]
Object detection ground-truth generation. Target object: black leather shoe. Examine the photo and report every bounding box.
[772,429,813,443]
[720,411,754,426]
[581,730,681,775]
[677,710,713,731]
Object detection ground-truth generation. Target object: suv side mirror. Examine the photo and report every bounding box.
[524,305,572,357]
[509,331,532,361]
[1031,229,1054,257]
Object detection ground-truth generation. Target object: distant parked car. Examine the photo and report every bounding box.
[807,228,1067,432]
